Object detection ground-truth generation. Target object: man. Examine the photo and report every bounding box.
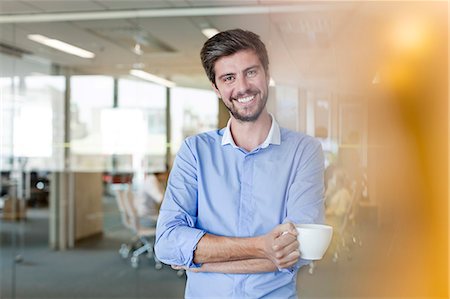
[155,29,324,299]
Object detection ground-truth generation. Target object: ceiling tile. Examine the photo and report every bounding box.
[0,1,44,14]
[73,19,133,30]
[166,0,191,8]
[138,17,204,51]
[209,14,272,38]
[186,0,259,7]
[19,1,104,13]
[258,0,308,4]
[96,1,172,10]
[0,24,18,44]
[88,25,176,54]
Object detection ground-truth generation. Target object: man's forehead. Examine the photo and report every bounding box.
[214,49,262,73]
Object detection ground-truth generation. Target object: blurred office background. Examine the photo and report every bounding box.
[0,1,448,298]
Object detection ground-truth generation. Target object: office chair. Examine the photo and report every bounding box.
[115,185,162,269]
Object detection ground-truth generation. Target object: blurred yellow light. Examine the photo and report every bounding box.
[390,16,429,55]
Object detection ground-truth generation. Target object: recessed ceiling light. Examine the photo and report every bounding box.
[133,43,143,55]
[201,28,220,39]
[28,34,95,59]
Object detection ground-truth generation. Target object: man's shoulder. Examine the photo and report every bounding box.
[280,127,321,147]
[184,129,223,148]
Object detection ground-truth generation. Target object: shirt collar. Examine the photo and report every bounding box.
[221,113,281,149]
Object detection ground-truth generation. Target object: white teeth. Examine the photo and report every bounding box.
[237,95,254,103]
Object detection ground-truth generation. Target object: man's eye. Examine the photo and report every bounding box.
[247,70,257,77]
[223,76,235,83]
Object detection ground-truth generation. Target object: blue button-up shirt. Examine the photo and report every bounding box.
[155,116,324,299]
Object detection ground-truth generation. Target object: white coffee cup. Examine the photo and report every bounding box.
[295,224,333,260]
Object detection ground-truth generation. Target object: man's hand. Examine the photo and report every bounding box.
[259,223,300,269]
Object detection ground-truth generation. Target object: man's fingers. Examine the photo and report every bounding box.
[272,238,300,269]
[273,240,299,259]
[265,223,299,263]
[274,222,298,238]
[275,223,297,236]
[277,250,300,269]
[283,240,300,256]
[273,232,298,251]
[287,223,298,235]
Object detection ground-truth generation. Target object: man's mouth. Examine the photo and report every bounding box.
[236,95,255,103]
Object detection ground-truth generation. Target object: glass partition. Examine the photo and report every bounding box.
[117,78,167,173]
[170,86,218,157]
[70,75,114,172]
[1,75,65,172]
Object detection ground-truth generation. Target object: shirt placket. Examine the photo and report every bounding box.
[239,153,254,236]
[234,152,255,298]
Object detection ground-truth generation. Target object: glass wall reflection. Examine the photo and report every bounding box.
[170,86,218,157]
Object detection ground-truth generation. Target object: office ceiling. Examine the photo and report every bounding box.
[0,1,446,91]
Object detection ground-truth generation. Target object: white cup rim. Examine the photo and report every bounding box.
[296,223,333,230]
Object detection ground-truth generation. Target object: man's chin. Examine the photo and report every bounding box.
[231,110,263,122]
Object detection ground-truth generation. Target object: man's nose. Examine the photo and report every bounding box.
[236,75,250,94]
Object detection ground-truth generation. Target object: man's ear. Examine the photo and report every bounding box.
[212,82,221,99]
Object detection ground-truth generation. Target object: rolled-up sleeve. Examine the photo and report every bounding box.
[155,139,206,268]
[282,137,325,272]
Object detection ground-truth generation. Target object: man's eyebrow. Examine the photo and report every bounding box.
[243,65,260,72]
[218,72,236,80]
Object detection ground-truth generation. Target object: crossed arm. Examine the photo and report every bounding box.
[173,258,277,274]
[171,223,300,274]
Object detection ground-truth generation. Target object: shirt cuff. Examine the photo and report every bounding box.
[278,258,311,274]
[181,228,207,268]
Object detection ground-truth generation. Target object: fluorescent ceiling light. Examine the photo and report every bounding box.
[201,28,220,39]
[27,34,95,59]
[130,69,176,88]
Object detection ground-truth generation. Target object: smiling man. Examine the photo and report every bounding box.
[155,29,325,299]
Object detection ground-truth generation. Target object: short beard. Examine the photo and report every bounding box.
[228,104,264,122]
[226,89,268,122]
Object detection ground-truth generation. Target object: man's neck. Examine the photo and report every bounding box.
[229,111,272,152]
